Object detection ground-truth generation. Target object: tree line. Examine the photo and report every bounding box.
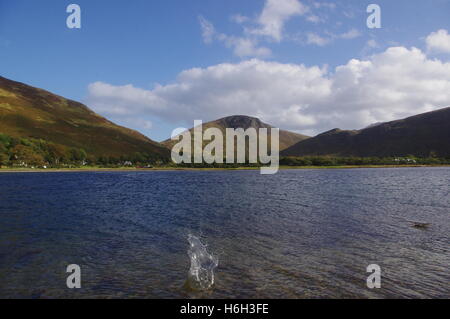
[164,155,450,168]
[1,132,449,168]
[279,156,450,166]
[0,133,166,168]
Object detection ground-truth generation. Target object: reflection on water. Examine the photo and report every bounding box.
[0,168,449,298]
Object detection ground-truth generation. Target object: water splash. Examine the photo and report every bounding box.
[186,234,219,290]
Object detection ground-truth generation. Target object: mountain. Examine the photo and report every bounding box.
[0,76,169,159]
[162,115,310,151]
[364,122,385,129]
[282,107,450,157]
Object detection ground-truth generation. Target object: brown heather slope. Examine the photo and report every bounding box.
[282,107,450,157]
[162,115,310,152]
[0,76,169,159]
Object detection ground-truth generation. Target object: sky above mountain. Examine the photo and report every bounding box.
[1,0,450,140]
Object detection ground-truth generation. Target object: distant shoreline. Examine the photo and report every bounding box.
[1,165,449,173]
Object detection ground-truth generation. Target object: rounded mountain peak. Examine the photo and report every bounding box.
[215,115,272,130]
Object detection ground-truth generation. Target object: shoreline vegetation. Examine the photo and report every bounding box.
[2,132,450,173]
[1,164,450,173]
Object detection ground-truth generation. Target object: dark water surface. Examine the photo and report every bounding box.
[0,168,449,298]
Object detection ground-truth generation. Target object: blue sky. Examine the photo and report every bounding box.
[1,0,450,141]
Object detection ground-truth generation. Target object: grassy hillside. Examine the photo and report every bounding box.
[282,107,450,157]
[162,115,310,154]
[0,76,169,164]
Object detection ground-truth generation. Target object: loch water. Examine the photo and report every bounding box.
[0,167,449,298]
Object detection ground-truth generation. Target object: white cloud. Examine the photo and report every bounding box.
[199,16,215,44]
[199,0,308,58]
[230,14,249,24]
[250,0,308,42]
[366,39,378,48]
[306,14,322,24]
[219,35,272,58]
[361,39,380,56]
[198,16,271,58]
[339,28,361,40]
[304,29,361,46]
[306,32,331,46]
[119,118,153,130]
[199,0,358,57]
[304,1,336,24]
[426,29,450,54]
[87,45,450,137]
[312,2,336,10]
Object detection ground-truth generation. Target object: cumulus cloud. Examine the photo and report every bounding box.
[426,29,450,54]
[87,45,450,137]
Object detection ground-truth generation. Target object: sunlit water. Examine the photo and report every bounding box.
[0,168,448,299]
